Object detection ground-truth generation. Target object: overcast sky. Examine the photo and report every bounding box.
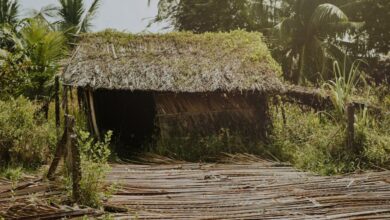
[19,0,168,33]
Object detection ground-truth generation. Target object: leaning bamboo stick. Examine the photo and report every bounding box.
[88,89,100,138]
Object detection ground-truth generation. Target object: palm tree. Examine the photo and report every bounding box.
[274,0,362,84]
[57,0,101,35]
[0,0,19,26]
[20,18,66,98]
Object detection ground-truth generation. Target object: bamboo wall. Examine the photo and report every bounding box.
[154,92,269,142]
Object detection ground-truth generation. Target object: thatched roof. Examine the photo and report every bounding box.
[63,30,284,93]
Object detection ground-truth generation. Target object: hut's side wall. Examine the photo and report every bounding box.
[154,92,268,143]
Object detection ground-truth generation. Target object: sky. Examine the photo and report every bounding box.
[19,0,168,33]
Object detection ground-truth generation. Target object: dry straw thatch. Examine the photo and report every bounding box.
[63,30,284,93]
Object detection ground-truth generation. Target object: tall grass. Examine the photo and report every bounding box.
[269,59,390,175]
[321,59,366,121]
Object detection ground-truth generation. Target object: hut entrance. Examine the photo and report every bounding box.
[93,89,156,156]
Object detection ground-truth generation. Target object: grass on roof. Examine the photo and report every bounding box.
[79,29,282,76]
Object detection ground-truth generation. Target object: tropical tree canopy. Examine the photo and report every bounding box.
[273,0,362,84]
[152,0,284,33]
[339,0,390,56]
[1,0,102,99]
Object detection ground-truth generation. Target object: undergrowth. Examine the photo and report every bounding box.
[0,97,56,167]
[270,103,390,175]
[149,128,266,162]
[269,60,390,175]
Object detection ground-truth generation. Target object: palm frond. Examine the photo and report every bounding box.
[57,0,85,33]
[79,0,100,33]
[20,19,66,68]
[28,5,58,30]
[309,3,348,32]
[0,0,20,25]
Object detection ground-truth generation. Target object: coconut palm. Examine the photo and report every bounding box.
[57,0,101,34]
[274,0,363,84]
[20,18,67,98]
[0,0,19,25]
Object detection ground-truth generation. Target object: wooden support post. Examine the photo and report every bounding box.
[347,103,355,151]
[46,115,82,203]
[88,89,100,138]
[69,116,82,203]
[55,76,60,132]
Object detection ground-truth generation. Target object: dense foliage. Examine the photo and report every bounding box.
[270,103,390,175]
[152,0,282,33]
[340,0,390,56]
[0,0,389,184]
[0,97,56,166]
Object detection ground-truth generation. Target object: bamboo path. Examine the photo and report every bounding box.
[1,156,390,219]
[106,158,390,219]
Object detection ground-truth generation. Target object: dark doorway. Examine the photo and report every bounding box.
[93,89,157,156]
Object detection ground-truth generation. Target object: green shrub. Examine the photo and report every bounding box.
[270,104,352,175]
[0,97,56,166]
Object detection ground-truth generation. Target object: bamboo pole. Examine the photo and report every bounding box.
[88,89,100,138]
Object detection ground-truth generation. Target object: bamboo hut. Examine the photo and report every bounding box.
[63,30,284,153]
